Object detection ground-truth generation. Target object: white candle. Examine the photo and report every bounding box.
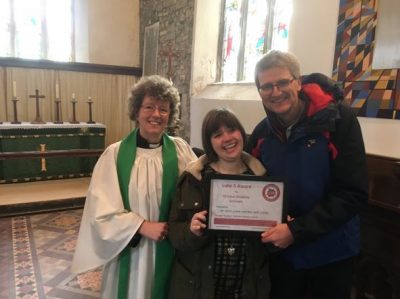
[13,81,17,97]
[72,93,76,99]
[55,83,60,98]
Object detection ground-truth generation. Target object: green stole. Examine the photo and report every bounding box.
[116,128,178,299]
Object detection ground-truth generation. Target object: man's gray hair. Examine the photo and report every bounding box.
[254,50,301,89]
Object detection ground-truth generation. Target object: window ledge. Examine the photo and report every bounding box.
[192,81,260,101]
[0,57,142,76]
[211,81,255,87]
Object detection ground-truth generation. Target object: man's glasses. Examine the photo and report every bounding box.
[259,78,295,95]
[141,104,170,116]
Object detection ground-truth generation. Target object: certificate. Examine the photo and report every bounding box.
[208,174,285,233]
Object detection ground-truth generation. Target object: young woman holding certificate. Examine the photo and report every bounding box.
[168,108,270,299]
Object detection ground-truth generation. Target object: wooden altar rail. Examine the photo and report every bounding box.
[0,149,104,160]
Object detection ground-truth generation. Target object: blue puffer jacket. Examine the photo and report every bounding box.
[247,73,368,269]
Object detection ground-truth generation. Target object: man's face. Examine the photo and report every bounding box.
[257,66,302,124]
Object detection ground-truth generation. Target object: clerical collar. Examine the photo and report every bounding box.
[137,131,163,149]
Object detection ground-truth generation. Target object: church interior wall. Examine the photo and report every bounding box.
[190,83,264,148]
[190,0,221,96]
[332,0,400,158]
[0,0,141,146]
[288,0,339,77]
[1,2,398,295]
[0,67,138,146]
[139,0,195,141]
[76,0,140,67]
[190,0,400,159]
[1,0,399,155]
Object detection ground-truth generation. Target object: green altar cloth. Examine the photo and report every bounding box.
[0,122,105,184]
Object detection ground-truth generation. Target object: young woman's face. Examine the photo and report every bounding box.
[137,95,170,143]
[210,125,243,162]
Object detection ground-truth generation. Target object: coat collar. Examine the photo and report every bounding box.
[185,152,266,181]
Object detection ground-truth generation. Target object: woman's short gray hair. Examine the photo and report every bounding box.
[128,75,180,128]
[254,50,301,89]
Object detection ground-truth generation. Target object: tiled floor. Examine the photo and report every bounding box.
[0,209,101,299]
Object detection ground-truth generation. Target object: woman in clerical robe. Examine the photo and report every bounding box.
[168,108,271,299]
[71,75,197,299]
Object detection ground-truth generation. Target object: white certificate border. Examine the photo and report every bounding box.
[207,174,286,233]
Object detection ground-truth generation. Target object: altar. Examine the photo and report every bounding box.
[0,122,105,183]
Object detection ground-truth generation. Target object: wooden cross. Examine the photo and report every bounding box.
[159,41,180,82]
[29,89,45,124]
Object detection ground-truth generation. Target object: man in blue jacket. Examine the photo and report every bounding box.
[247,50,368,299]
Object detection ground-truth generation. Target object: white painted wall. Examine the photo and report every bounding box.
[358,117,400,159]
[190,0,400,159]
[74,0,140,67]
[191,0,220,95]
[190,83,265,148]
[288,0,339,76]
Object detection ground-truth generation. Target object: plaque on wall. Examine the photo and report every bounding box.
[143,22,159,76]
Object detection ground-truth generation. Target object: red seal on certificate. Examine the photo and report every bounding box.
[262,184,280,202]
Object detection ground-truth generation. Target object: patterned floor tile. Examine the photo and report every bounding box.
[1,210,101,299]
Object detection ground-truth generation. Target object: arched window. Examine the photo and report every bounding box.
[0,0,73,62]
[219,0,293,82]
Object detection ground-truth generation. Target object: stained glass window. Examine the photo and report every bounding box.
[221,0,242,82]
[271,0,292,51]
[220,0,293,82]
[0,0,12,57]
[0,0,73,62]
[46,0,73,61]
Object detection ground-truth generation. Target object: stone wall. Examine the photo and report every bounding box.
[140,0,195,140]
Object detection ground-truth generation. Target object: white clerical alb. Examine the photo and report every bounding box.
[71,137,197,298]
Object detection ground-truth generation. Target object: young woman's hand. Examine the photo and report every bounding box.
[138,221,168,242]
[190,210,208,236]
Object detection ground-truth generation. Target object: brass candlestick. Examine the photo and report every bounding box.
[54,98,63,124]
[11,96,21,124]
[86,97,95,124]
[70,95,79,124]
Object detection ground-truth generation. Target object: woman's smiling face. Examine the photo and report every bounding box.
[210,125,243,163]
[137,95,170,143]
